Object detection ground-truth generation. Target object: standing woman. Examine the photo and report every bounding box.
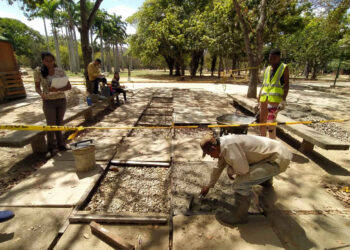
[34,52,72,157]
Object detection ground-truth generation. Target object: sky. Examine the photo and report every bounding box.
[0,0,144,36]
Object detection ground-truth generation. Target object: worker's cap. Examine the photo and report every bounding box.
[200,133,217,158]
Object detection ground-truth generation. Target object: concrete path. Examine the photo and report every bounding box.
[0,207,72,250]
[0,160,107,206]
[173,215,284,250]
[54,223,169,250]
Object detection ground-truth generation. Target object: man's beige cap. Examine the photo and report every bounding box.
[200,133,216,158]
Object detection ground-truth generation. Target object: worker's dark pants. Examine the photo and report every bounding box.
[113,88,127,101]
[93,77,107,94]
[43,98,66,150]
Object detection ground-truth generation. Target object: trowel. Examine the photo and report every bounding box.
[184,194,204,216]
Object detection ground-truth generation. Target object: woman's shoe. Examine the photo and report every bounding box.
[58,145,70,151]
[46,149,58,158]
[0,210,15,223]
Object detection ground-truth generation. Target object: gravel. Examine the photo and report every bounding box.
[281,104,350,142]
[323,183,350,208]
[174,128,214,138]
[86,166,171,215]
[144,108,173,116]
[171,162,259,215]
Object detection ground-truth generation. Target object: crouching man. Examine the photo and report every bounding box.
[199,133,292,226]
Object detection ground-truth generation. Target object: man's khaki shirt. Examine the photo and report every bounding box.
[207,134,292,188]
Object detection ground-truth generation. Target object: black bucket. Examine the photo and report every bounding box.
[216,114,256,136]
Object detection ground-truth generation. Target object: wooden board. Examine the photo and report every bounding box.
[0,105,92,147]
[277,114,349,150]
[231,94,349,150]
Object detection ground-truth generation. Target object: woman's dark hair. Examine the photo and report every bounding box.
[40,52,56,78]
[114,72,120,81]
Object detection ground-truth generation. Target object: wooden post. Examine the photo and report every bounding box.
[299,140,314,153]
[31,133,47,153]
[84,109,93,121]
[90,221,135,250]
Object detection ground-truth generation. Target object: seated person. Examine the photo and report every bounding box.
[111,72,127,103]
[88,58,107,94]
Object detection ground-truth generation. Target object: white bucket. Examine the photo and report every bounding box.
[71,140,96,172]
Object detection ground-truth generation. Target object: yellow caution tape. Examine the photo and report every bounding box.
[0,118,348,137]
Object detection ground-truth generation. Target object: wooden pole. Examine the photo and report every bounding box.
[90,221,135,250]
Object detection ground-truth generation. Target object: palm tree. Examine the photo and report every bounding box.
[25,0,62,68]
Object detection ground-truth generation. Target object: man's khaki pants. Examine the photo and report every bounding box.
[233,161,281,196]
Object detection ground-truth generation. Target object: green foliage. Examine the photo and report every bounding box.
[0,17,45,68]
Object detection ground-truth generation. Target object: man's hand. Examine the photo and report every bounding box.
[227,173,235,180]
[200,186,211,197]
[278,100,286,110]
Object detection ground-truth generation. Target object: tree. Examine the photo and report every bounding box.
[232,0,267,98]
[79,0,104,80]
[0,17,45,68]
[25,0,63,68]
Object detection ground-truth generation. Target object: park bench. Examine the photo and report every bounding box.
[0,93,120,153]
[230,94,350,153]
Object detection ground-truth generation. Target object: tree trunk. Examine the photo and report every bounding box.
[114,43,120,72]
[106,44,111,73]
[218,56,223,78]
[51,20,62,68]
[233,0,267,98]
[164,56,174,76]
[99,31,105,72]
[79,0,103,81]
[304,61,310,79]
[247,67,259,98]
[90,28,94,61]
[199,52,204,76]
[211,55,217,77]
[65,26,73,71]
[43,17,50,51]
[311,64,317,80]
[175,62,180,76]
[73,28,80,72]
[190,50,202,77]
[120,44,124,71]
[232,57,237,75]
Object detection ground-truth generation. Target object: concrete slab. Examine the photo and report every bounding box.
[173,138,215,162]
[265,212,350,250]
[174,111,212,124]
[172,162,260,215]
[0,161,107,206]
[113,137,171,162]
[55,223,169,250]
[173,215,284,250]
[85,126,130,138]
[0,207,72,250]
[262,166,347,211]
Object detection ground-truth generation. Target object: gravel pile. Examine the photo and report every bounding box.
[174,128,214,138]
[281,104,350,142]
[86,166,171,214]
[66,87,87,108]
[172,162,246,215]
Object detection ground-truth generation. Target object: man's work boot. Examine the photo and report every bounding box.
[215,193,250,226]
[260,178,273,188]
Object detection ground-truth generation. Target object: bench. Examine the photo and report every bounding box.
[0,104,94,153]
[230,94,350,153]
